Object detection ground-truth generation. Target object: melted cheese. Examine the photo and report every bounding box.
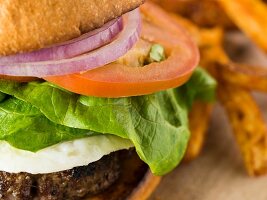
[0,135,133,174]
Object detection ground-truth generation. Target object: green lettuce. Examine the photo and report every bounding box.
[0,67,216,175]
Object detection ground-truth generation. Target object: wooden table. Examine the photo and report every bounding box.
[149,33,267,200]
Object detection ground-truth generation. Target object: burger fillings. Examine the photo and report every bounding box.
[0,1,216,199]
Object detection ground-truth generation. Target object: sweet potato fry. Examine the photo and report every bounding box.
[218,81,267,176]
[216,63,267,92]
[170,14,229,68]
[199,28,229,68]
[184,101,213,161]
[219,0,267,52]
[152,0,234,28]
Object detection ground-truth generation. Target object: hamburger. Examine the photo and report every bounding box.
[0,1,216,199]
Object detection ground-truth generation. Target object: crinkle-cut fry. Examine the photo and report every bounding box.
[184,101,213,162]
[218,81,267,176]
[216,62,267,92]
[219,0,267,52]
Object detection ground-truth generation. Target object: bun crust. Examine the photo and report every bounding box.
[0,0,144,56]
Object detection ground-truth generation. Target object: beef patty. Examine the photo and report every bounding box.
[0,151,120,200]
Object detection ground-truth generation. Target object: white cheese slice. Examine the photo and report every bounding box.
[0,135,133,174]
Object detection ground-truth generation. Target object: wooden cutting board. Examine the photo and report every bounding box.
[149,32,267,200]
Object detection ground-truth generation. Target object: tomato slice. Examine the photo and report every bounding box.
[44,2,199,97]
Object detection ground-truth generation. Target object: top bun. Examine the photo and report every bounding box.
[0,0,144,56]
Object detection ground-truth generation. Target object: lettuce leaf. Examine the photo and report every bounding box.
[0,67,216,175]
[178,67,217,108]
[0,97,94,151]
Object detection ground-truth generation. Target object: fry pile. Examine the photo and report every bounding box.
[153,0,267,176]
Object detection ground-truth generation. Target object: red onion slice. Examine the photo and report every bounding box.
[0,18,123,63]
[0,9,141,77]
